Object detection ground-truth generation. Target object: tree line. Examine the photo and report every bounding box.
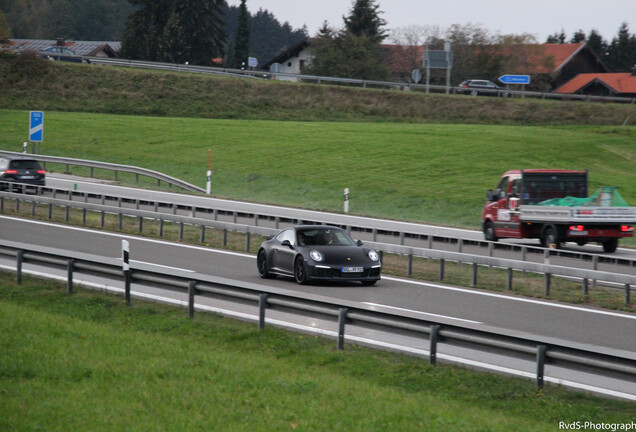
[1,0,634,79]
[0,0,307,68]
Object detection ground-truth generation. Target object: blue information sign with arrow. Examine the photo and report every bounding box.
[498,75,531,85]
[29,111,44,142]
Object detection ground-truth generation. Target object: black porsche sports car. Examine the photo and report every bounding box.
[257,225,382,285]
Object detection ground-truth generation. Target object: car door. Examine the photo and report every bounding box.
[271,229,296,274]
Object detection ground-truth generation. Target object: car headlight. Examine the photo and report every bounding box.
[368,250,379,261]
[310,250,324,262]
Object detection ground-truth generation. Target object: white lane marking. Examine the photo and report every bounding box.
[0,215,254,259]
[362,302,482,324]
[47,177,477,236]
[6,264,633,402]
[382,275,636,321]
[4,216,635,321]
[130,260,195,273]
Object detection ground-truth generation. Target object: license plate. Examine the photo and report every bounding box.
[20,176,35,180]
[342,266,363,273]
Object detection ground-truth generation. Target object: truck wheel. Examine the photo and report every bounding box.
[542,227,561,249]
[484,221,498,242]
[602,239,618,253]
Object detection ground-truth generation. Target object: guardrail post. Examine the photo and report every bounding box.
[118,214,123,230]
[407,254,413,276]
[536,345,547,389]
[507,268,513,291]
[429,325,440,365]
[372,228,377,242]
[625,284,631,305]
[592,255,598,288]
[188,281,196,318]
[179,222,184,240]
[200,226,206,243]
[245,232,251,251]
[223,229,228,247]
[138,217,143,233]
[31,201,36,216]
[582,278,589,296]
[337,308,348,350]
[0,196,3,212]
[427,236,432,249]
[67,259,75,294]
[471,263,478,287]
[544,273,551,296]
[399,232,405,246]
[48,203,53,219]
[439,259,445,281]
[159,220,164,237]
[16,250,23,284]
[258,294,269,330]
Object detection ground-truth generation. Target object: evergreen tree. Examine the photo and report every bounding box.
[587,29,608,59]
[606,22,636,72]
[570,29,586,43]
[0,9,11,42]
[343,0,387,44]
[175,0,226,65]
[232,0,250,68]
[122,0,226,65]
[308,0,389,80]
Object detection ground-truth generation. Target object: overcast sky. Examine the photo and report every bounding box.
[226,0,633,43]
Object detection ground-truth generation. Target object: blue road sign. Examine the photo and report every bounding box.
[499,75,531,85]
[29,111,44,142]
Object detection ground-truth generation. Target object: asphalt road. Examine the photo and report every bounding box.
[45,175,636,261]
[3,215,635,356]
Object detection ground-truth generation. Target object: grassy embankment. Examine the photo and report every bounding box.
[1,274,635,431]
[0,54,635,428]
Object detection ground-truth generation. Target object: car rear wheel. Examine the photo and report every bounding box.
[257,249,275,279]
[294,256,308,285]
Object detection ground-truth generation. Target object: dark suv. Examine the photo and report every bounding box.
[458,80,511,97]
[0,157,46,190]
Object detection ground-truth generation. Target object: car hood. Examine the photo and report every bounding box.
[307,246,373,265]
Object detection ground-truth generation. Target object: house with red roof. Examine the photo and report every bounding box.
[554,67,636,98]
[263,39,608,90]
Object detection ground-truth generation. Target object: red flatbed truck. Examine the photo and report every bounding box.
[482,170,635,253]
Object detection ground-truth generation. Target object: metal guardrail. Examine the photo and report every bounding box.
[0,237,634,393]
[1,189,634,304]
[87,56,636,105]
[0,151,205,194]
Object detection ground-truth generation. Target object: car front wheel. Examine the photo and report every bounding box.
[294,257,308,285]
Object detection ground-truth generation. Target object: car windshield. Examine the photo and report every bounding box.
[9,160,42,170]
[297,228,355,246]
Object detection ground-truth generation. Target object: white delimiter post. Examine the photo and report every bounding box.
[344,188,350,213]
[122,240,131,304]
[206,149,212,195]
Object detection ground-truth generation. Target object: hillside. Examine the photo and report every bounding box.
[2,52,636,125]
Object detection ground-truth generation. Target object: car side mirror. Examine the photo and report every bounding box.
[356,239,363,246]
[486,189,494,201]
[281,240,294,249]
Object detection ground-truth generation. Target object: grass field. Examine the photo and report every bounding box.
[1,274,635,431]
[1,109,635,238]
